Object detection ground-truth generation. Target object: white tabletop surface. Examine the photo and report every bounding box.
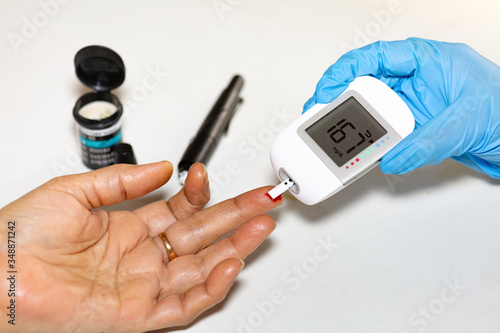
[1,1,500,332]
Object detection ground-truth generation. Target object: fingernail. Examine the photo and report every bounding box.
[201,163,210,195]
[238,259,245,272]
[200,163,208,179]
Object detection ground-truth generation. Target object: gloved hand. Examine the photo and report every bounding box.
[303,38,500,178]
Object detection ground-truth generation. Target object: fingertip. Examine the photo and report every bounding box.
[188,162,206,180]
[380,149,408,175]
[199,259,244,307]
[265,192,283,203]
[127,160,173,179]
[229,214,276,259]
[153,160,174,179]
[183,162,210,206]
[156,160,173,168]
[238,214,277,243]
[380,136,414,175]
[380,158,397,175]
[149,258,245,329]
[258,214,277,234]
[162,160,174,171]
[209,258,244,289]
[238,259,246,272]
[380,151,419,176]
[259,186,285,206]
[200,163,208,179]
[222,258,245,275]
[303,97,316,113]
[132,160,174,188]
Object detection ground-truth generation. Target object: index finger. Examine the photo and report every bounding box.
[161,186,283,256]
[303,38,425,111]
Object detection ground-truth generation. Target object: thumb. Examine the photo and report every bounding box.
[51,161,173,209]
[381,98,474,175]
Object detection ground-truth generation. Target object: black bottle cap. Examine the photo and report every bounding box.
[115,143,137,165]
[74,45,125,91]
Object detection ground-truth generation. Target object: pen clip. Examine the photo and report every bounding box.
[224,97,244,135]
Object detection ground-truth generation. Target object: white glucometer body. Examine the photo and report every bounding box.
[270,76,415,205]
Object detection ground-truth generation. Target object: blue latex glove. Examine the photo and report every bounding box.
[303,38,500,178]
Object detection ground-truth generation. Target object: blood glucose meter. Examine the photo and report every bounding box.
[269,76,415,205]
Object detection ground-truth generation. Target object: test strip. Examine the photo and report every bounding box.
[267,178,295,200]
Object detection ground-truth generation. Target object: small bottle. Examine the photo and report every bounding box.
[73,45,126,169]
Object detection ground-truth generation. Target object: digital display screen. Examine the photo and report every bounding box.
[305,97,387,167]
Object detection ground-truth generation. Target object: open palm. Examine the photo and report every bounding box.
[0,162,281,332]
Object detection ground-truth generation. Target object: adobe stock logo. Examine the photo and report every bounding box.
[121,65,170,118]
[339,0,403,53]
[400,278,467,333]
[213,0,244,21]
[7,0,73,54]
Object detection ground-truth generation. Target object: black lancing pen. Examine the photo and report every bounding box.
[178,75,244,185]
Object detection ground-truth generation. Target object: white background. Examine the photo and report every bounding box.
[1,1,500,332]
